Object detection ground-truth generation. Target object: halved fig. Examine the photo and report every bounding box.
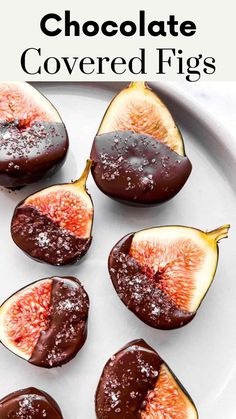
[11,160,93,266]
[98,82,184,155]
[95,339,198,419]
[0,387,63,418]
[0,276,89,368]
[109,224,230,329]
[91,82,191,205]
[0,82,69,188]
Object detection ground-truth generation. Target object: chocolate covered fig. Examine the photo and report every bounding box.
[0,82,68,188]
[96,339,198,418]
[0,387,63,418]
[0,276,89,368]
[91,82,191,205]
[109,224,230,329]
[11,160,93,266]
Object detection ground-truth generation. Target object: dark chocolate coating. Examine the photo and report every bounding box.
[91,130,192,205]
[109,233,195,329]
[11,206,91,266]
[0,120,68,188]
[30,276,89,368]
[96,339,163,419]
[0,387,63,418]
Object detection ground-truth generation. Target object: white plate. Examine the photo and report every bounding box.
[0,82,235,419]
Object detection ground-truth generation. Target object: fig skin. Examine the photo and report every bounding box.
[0,276,90,368]
[91,130,192,206]
[0,82,69,188]
[0,387,63,418]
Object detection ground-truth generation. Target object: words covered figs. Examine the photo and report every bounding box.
[91,82,192,205]
[109,224,230,329]
[0,82,68,188]
[0,276,89,368]
[96,339,198,418]
[11,160,93,266]
[0,387,63,418]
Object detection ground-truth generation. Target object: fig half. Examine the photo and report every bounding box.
[96,339,198,418]
[98,82,184,155]
[11,160,93,266]
[0,82,69,188]
[109,224,230,329]
[0,387,63,418]
[0,276,89,368]
[91,82,191,205]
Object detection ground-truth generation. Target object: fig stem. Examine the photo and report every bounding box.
[129,81,147,89]
[74,159,92,188]
[207,224,230,241]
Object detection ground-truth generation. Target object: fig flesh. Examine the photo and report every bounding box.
[98,82,184,155]
[91,82,191,205]
[95,339,198,419]
[0,387,63,418]
[0,82,69,188]
[0,276,89,368]
[109,224,230,329]
[11,160,93,265]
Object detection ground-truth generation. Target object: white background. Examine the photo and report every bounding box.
[182,82,236,135]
